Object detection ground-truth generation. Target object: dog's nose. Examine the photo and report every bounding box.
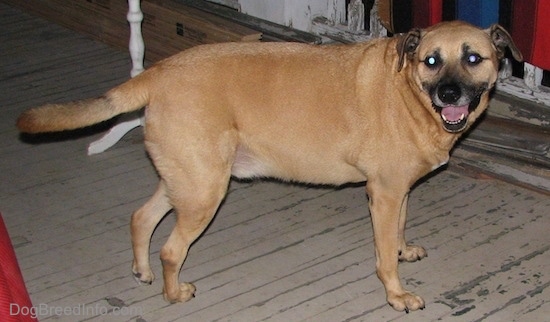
[437,84,461,104]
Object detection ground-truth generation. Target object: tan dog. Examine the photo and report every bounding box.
[17,21,522,313]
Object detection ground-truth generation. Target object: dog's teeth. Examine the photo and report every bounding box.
[442,113,466,124]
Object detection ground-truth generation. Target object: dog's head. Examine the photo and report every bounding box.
[396,21,522,133]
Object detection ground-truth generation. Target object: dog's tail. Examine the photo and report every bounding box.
[16,72,151,134]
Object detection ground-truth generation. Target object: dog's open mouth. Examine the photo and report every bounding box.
[438,104,469,132]
[432,93,482,133]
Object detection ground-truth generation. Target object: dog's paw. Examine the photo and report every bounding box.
[387,291,425,313]
[398,245,427,262]
[132,268,155,285]
[164,282,196,303]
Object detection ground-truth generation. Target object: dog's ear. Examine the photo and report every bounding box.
[396,28,422,72]
[486,24,523,62]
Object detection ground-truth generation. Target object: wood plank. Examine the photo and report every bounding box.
[451,148,550,195]
[453,113,550,195]
[490,92,550,127]
[465,116,550,158]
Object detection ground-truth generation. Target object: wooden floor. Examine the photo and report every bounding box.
[1,4,549,321]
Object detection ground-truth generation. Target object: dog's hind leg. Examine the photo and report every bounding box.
[131,181,172,285]
[159,163,232,303]
[397,194,427,262]
[367,181,426,313]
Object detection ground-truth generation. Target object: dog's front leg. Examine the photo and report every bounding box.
[367,182,425,313]
[398,194,427,262]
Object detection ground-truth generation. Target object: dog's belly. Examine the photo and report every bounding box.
[230,145,366,185]
[230,146,274,179]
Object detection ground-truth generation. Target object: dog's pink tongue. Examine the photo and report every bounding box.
[441,105,469,122]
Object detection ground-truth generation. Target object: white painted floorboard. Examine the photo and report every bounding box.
[1,4,548,321]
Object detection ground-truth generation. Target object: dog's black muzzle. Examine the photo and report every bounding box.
[428,81,486,133]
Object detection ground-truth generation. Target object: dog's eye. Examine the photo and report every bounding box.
[424,55,441,69]
[466,53,483,65]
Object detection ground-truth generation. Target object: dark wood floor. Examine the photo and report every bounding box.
[1,3,548,321]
